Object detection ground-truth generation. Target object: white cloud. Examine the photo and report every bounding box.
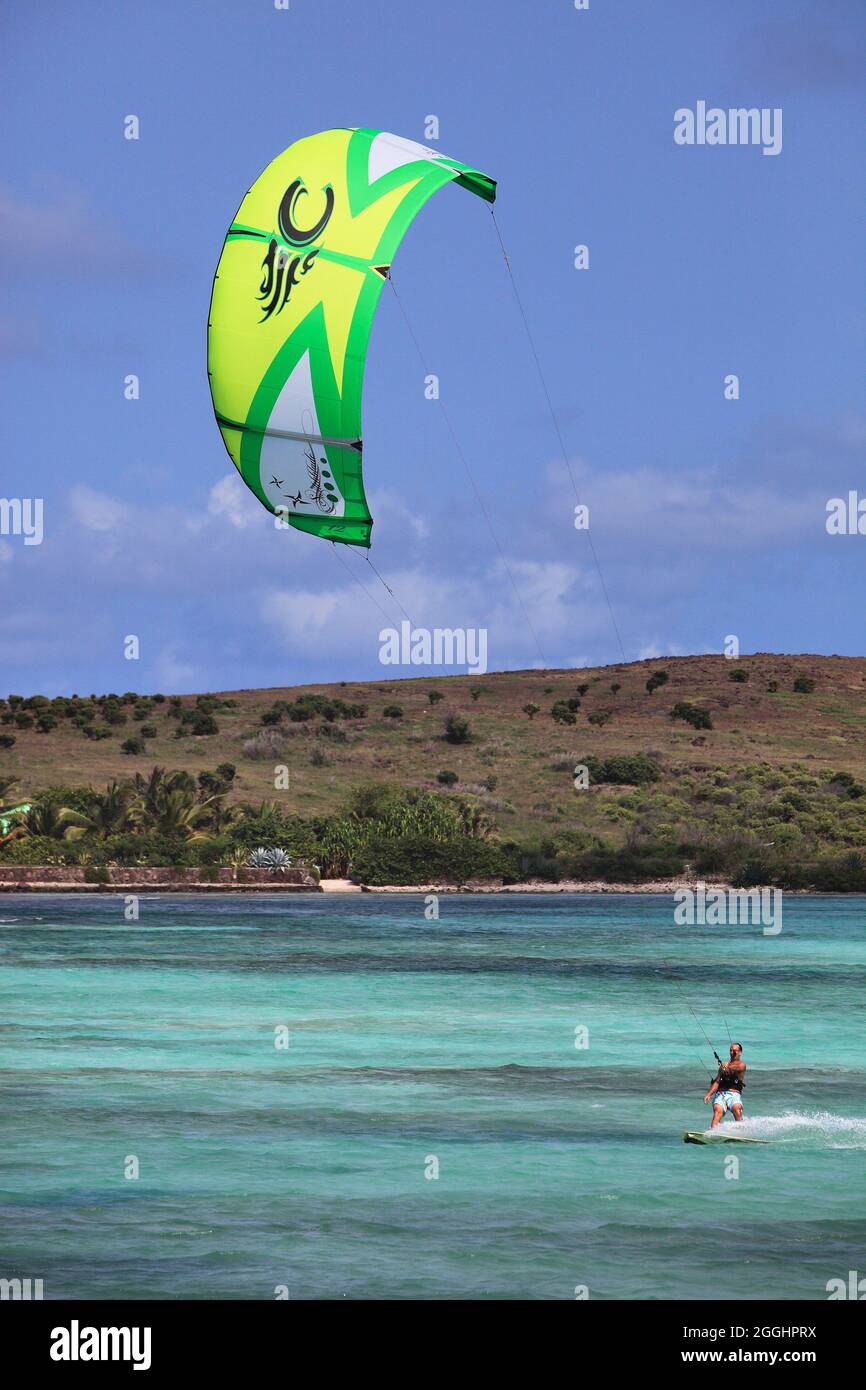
[637,641,664,661]
[206,474,259,530]
[261,588,356,651]
[367,488,430,542]
[68,485,131,533]
[154,643,198,691]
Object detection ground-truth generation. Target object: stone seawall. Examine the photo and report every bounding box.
[0,866,320,892]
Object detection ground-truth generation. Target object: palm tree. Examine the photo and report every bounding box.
[129,767,224,839]
[63,782,136,840]
[0,777,30,843]
[148,786,217,839]
[130,766,169,827]
[5,801,77,841]
[208,797,235,834]
[458,803,494,841]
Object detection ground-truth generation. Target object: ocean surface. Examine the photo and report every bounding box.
[1,892,864,1301]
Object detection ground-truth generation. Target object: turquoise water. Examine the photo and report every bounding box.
[1,892,864,1300]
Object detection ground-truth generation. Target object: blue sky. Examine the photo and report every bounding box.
[2,0,864,696]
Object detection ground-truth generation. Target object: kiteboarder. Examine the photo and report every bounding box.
[704,1042,746,1126]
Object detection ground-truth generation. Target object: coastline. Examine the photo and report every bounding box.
[0,871,844,895]
[0,870,741,895]
[351,878,734,894]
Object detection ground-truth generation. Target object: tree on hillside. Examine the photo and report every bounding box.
[670,702,712,731]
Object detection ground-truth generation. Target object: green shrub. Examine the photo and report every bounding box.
[582,754,662,785]
[437,770,458,786]
[728,668,749,683]
[319,723,347,741]
[0,734,16,749]
[570,845,686,883]
[445,714,471,744]
[793,676,816,694]
[646,670,669,694]
[185,712,219,735]
[670,702,712,730]
[551,702,576,725]
[282,693,366,722]
[383,705,403,719]
[0,836,78,866]
[827,771,865,799]
[351,835,512,885]
[587,709,612,727]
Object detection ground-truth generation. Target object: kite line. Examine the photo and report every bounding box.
[489,207,627,663]
[387,273,548,669]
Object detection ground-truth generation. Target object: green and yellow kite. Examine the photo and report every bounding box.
[207,127,495,548]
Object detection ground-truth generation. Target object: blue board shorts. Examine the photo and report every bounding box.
[713,1089,743,1113]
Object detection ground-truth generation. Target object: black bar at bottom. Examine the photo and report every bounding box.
[1,1299,860,1376]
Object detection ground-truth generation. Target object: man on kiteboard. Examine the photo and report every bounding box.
[704,1042,745,1126]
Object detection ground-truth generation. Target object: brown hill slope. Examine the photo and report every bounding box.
[3,654,866,848]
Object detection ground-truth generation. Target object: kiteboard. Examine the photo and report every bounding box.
[683,1130,768,1145]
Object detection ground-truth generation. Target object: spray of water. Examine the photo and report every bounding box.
[711,1111,866,1148]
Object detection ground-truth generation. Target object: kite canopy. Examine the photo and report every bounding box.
[207,128,495,548]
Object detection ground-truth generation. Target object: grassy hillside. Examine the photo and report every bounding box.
[3,654,866,876]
